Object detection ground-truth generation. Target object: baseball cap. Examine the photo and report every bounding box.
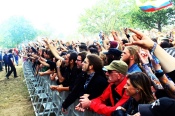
[139,97,175,116]
[103,48,122,56]
[104,60,128,75]
[110,41,118,48]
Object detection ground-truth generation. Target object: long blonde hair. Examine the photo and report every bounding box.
[125,46,139,63]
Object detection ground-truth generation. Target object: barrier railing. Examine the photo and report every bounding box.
[23,61,102,116]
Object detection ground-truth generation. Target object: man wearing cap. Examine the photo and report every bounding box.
[0,51,2,71]
[76,60,129,116]
[103,48,122,64]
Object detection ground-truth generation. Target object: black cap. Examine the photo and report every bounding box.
[103,48,122,56]
[139,97,175,116]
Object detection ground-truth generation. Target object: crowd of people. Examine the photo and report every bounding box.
[6,28,175,116]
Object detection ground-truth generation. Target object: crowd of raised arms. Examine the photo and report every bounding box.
[1,28,175,116]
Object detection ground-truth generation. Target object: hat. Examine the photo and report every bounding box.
[139,97,175,116]
[79,44,87,50]
[104,60,128,75]
[103,48,122,56]
[110,41,118,48]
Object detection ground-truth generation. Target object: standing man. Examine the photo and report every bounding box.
[0,51,2,71]
[3,51,9,73]
[6,49,18,79]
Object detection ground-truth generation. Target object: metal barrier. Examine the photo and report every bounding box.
[23,61,102,116]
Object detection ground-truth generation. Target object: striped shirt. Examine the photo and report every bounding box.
[164,47,175,57]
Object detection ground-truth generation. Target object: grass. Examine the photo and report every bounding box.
[0,60,35,116]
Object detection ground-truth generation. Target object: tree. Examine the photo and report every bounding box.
[131,1,175,32]
[78,0,135,35]
[0,16,38,48]
[78,0,175,35]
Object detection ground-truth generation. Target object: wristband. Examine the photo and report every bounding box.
[56,66,60,68]
[155,69,163,73]
[155,70,164,78]
[150,42,157,53]
[142,63,149,66]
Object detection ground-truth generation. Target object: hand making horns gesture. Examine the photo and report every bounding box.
[126,28,155,50]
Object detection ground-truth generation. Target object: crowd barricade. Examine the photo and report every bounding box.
[23,61,103,116]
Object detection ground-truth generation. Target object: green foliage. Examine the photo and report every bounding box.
[131,5,175,32]
[79,0,175,35]
[78,0,133,35]
[0,16,38,48]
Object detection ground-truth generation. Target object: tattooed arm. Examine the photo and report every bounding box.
[138,49,163,90]
[152,59,175,98]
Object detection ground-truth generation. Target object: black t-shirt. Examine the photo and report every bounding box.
[62,66,78,89]
[46,60,56,71]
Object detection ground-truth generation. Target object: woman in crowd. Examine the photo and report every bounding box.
[112,72,155,116]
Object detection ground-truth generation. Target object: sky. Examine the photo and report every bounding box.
[0,0,97,36]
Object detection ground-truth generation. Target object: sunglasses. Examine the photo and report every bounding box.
[106,70,118,74]
[76,59,82,62]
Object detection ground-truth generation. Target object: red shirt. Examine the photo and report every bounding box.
[89,77,129,116]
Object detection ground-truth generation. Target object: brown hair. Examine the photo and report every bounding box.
[127,72,155,103]
[78,51,87,62]
[86,54,103,72]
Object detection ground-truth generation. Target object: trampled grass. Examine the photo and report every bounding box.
[0,60,35,116]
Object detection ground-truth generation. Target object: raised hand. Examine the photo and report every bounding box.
[138,48,149,65]
[126,28,154,50]
[42,37,49,45]
[56,60,62,67]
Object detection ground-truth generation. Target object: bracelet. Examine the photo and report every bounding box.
[155,70,164,78]
[142,63,149,66]
[150,42,157,53]
[155,69,163,73]
[56,66,60,68]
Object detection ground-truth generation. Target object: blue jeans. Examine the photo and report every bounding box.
[15,56,18,65]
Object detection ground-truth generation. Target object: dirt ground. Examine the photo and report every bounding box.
[0,60,35,116]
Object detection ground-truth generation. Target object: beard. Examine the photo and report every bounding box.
[107,58,113,65]
[120,57,130,65]
[124,59,130,65]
